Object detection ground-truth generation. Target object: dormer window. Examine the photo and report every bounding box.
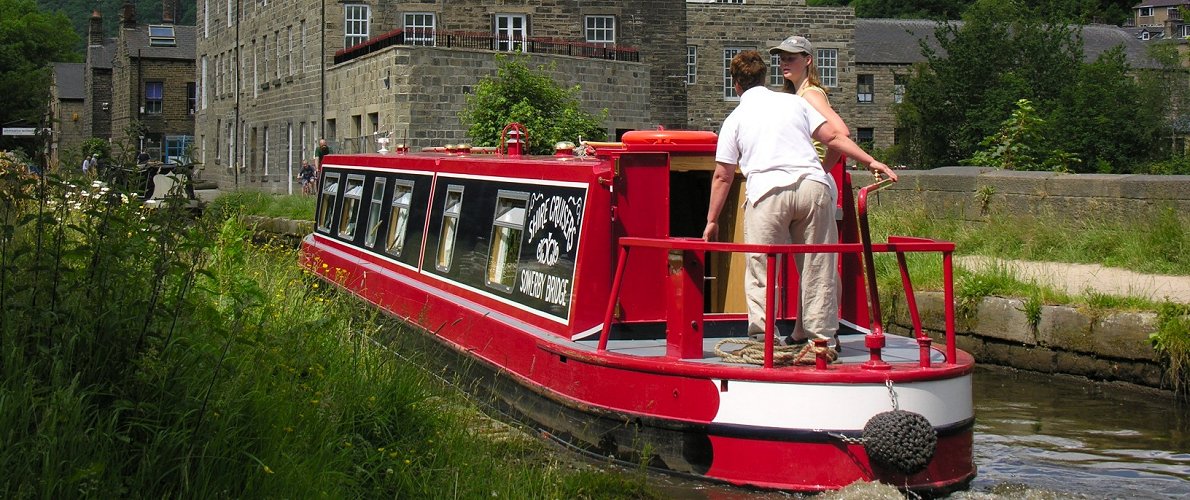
[1141,31,1151,40]
[149,25,176,46]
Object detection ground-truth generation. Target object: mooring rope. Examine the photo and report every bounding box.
[713,338,838,366]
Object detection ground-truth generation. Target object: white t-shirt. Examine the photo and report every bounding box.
[715,86,835,205]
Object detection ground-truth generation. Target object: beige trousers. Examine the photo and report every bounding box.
[743,179,839,340]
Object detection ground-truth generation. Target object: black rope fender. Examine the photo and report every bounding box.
[861,409,938,475]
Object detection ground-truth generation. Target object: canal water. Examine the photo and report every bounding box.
[649,365,1190,499]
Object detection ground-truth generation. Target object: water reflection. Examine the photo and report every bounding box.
[967,365,1190,499]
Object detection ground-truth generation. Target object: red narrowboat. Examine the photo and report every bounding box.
[299,126,976,493]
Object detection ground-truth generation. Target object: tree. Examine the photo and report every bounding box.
[0,0,79,154]
[460,55,607,155]
[893,0,1162,171]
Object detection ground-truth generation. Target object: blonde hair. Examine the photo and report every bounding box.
[782,57,827,95]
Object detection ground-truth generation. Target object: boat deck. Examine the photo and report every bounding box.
[574,331,946,366]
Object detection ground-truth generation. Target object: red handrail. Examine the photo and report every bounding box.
[856,179,896,370]
[597,229,957,368]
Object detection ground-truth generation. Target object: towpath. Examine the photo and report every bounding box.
[955,256,1190,304]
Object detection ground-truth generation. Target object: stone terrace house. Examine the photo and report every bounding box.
[48,62,87,166]
[194,0,690,192]
[80,3,196,164]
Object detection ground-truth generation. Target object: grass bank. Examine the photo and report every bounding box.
[0,164,654,497]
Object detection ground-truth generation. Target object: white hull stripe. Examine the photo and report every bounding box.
[712,375,973,430]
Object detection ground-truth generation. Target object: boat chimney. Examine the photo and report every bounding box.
[506,129,523,156]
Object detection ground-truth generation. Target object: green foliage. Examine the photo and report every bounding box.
[964,99,1046,169]
[206,191,316,221]
[0,175,655,497]
[894,0,1168,172]
[0,0,80,154]
[1150,302,1190,396]
[461,55,607,155]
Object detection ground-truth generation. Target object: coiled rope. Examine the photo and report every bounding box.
[713,338,838,366]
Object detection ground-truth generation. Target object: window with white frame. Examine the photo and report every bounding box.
[386,181,414,257]
[769,53,783,87]
[723,47,746,99]
[275,30,283,79]
[893,74,907,103]
[495,14,527,52]
[1182,24,1190,37]
[857,74,873,103]
[262,126,269,176]
[716,0,745,3]
[486,192,528,291]
[436,187,464,271]
[338,174,365,239]
[365,178,386,248]
[1139,7,1153,17]
[344,4,370,48]
[145,81,163,114]
[287,26,293,76]
[318,173,340,232]
[200,57,208,109]
[585,16,615,44]
[187,82,197,114]
[817,48,837,88]
[686,45,697,84]
[404,13,435,45]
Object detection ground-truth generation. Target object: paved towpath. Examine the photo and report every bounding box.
[955,256,1190,304]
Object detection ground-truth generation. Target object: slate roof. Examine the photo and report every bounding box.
[123,24,196,60]
[52,62,85,100]
[87,39,117,69]
[1131,0,1189,9]
[856,19,1161,69]
[854,19,949,64]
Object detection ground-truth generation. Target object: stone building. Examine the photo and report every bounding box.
[194,0,687,193]
[48,63,87,166]
[77,3,196,164]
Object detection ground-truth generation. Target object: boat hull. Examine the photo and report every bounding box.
[302,234,977,493]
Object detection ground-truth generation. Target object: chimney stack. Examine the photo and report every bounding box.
[88,10,103,46]
[120,1,137,28]
[162,0,175,24]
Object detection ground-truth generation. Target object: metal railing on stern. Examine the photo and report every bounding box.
[598,181,958,370]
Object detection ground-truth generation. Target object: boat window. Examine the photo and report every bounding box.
[436,186,464,272]
[486,191,528,292]
[338,175,366,239]
[385,180,414,257]
[317,173,340,232]
[364,178,386,248]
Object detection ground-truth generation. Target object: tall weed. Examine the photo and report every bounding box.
[0,161,650,497]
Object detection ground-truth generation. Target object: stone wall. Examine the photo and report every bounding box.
[890,293,1168,390]
[685,1,856,131]
[325,46,651,154]
[856,167,1190,224]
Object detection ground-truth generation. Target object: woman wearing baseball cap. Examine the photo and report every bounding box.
[770,35,849,171]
